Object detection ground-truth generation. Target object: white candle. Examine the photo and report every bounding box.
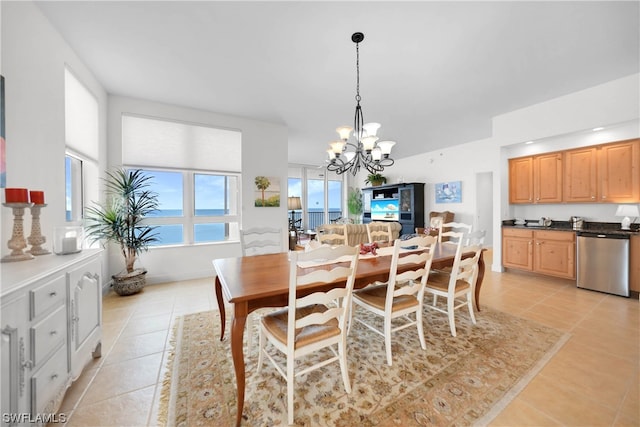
[62,237,77,253]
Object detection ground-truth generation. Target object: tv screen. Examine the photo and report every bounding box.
[371,199,399,221]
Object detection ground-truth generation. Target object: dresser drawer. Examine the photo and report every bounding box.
[31,345,67,414]
[30,274,66,320]
[31,305,66,368]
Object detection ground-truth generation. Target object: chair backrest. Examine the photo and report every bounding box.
[447,243,483,293]
[384,235,437,311]
[464,229,486,246]
[317,224,348,245]
[441,222,472,244]
[240,227,283,256]
[288,245,360,348]
[367,221,393,244]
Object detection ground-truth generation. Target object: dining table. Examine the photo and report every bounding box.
[213,243,485,426]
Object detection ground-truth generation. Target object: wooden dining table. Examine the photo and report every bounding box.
[213,243,485,426]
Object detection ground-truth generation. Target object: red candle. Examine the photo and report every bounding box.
[30,190,45,205]
[4,188,29,203]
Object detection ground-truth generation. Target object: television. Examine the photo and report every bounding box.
[371,199,399,221]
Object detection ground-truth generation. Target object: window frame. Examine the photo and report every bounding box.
[128,166,241,247]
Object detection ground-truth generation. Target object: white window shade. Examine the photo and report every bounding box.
[122,115,241,172]
[65,69,99,160]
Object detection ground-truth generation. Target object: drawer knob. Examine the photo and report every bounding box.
[51,374,58,380]
[49,291,57,297]
[50,330,58,336]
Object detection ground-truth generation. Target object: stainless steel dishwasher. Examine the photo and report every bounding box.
[577,231,630,297]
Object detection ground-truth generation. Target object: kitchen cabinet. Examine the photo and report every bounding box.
[502,228,576,279]
[1,250,102,424]
[563,138,639,203]
[563,147,598,202]
[598,139,640,203]
[502,228,534,271]
[533,230,576,279]
[509,153,562,204]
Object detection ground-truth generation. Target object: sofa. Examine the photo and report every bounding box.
[317,222,402,246]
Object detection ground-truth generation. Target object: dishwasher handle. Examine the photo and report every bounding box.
[576,232,630,240]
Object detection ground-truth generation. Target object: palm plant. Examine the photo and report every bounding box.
[85,169,159,274]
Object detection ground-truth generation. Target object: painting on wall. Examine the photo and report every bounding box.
[435,181,462,203]
[254,176,280,207]
[1,75,6,188]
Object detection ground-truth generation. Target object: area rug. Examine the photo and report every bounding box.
[158,305,569,426]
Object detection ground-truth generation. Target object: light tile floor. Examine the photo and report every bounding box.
[58,251,639,426]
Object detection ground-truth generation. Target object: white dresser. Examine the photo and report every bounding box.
[1,250,102,425]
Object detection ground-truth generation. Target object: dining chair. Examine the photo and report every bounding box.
[317,223,348,245]
[239,227,283,352]
[366,221,394,245]
[464,229,486,246]
[424,238,482,337]
[257,245,359,425]
[350,235,437,366]
[440,221,472,244]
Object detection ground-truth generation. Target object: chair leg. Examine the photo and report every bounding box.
[448,298,457,337]
[256,323,265,372]
[467,293,477,324]
[287,353,295,425]
[384,317,393,366]
[338,338,351,393]
[416,307,426,350]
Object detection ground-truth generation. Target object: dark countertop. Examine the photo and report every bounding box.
[502,220,640,236]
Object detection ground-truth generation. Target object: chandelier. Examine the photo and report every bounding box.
[326,32,396,176]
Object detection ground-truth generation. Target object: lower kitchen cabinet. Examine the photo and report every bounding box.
[503,228,576,280]
[1,250,102,425]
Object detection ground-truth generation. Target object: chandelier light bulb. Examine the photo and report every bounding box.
[336,126,353,141]
[330,140,345,154]
[377,140,396,156]
[327,148,336,160]
[371,147,382,162]
[361,135,378,152]
[362,122,381,137]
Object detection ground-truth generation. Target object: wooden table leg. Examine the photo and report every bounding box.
[214,276,226,341]
[231,304,248,427]
[475,250,486,312]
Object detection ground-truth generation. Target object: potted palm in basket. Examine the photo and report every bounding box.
[84,169,159,296]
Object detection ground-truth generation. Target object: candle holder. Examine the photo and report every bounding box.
[27,204,51,256]
[2,203,35,262]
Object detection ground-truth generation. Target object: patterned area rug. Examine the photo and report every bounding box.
[158,305,568,426]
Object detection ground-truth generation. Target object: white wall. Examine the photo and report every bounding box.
[1,2,109,277]
[107,96,288,284]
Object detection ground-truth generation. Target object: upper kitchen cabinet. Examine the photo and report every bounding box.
[598,139,639,203]
[509,153,562,204]
[564,138,639,203]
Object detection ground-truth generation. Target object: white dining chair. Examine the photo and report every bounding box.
[257,245,359,425]
[351,235,437,366]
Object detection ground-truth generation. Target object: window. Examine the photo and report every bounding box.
[140,169,240,246]
[121,114,242,247]
[288,166,344,231]
[64,68,98,225]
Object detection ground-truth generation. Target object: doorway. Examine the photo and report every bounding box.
[475,172,493,247]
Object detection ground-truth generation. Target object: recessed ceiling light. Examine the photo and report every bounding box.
[524,141,534,145]
[592,127,604,131]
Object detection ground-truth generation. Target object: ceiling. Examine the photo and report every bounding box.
[35,1,639,166]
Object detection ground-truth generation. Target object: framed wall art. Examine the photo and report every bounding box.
[435,181,461,203]
[254,176,280,207]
